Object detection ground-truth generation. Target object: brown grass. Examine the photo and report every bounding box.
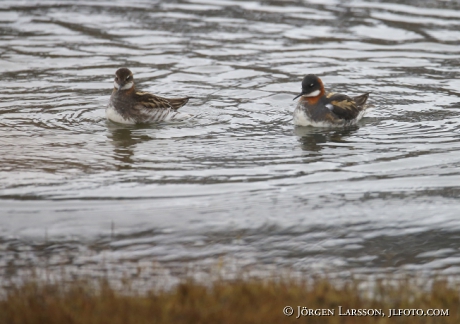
[0,277,458,324]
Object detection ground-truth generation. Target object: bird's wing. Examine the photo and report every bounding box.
[352,93,369,108]
[135,91,189,110]
[325,93,361,121]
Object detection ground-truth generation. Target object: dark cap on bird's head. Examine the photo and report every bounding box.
[114,68,134,92]
[293,74,323,100]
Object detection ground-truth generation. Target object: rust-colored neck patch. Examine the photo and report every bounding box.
[125,86,136,95]
[113,84,136,96]
[300,77,325,105]
[305,90,324,105]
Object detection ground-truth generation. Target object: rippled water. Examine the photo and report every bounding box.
[1,0,460,286]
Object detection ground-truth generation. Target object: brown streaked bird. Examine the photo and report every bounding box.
[293,74,369,127]
[106,68,192,124]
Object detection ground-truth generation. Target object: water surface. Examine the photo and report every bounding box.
[1,0,460,286]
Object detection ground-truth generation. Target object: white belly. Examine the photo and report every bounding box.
[293,106,313,126]
[293,106,344,128]
[106,104,135,124]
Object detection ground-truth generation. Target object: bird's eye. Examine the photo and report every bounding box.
[126,76,130,81]
[310,83,314,87]
[115,77,119,81]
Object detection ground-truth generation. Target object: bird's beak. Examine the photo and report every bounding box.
[293,92,303,101]
[117,84,123,93]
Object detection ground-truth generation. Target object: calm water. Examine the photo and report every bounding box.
[1,0,460,286]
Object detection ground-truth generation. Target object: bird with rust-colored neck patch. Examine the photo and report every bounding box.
[293,74,369,127]
[106,68,192,124]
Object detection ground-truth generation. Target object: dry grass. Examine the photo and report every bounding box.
[0,277,458,324]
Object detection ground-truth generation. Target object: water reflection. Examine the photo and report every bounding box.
[295,126,359,152]
[106,123,150,170]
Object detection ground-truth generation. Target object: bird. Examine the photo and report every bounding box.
[106,68,192,124]
[293,74,369,127]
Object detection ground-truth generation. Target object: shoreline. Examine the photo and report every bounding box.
[1,274,459,323]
